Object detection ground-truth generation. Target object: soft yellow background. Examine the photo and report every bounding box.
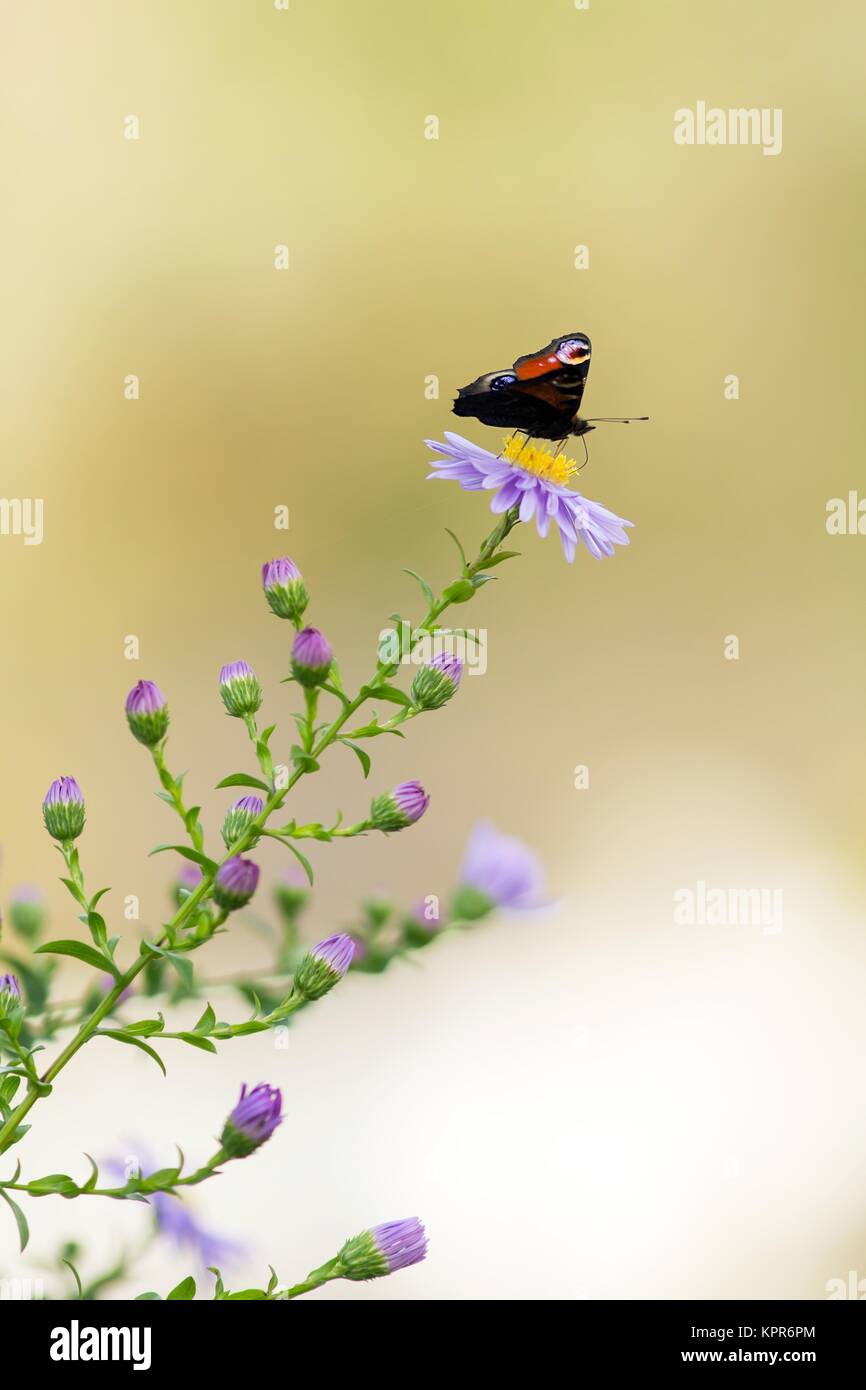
[1,0,864,1299]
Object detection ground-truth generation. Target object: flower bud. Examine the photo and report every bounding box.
[294,933,354,1000]
[262,557,308,624]
[219,661,263,718]
[42,777,86,841]
[221,795,264,849]
[125,679,169,747]
[274,867,310,923]
[0,973,21,1011]
[220,1083,283,1159]
[290,627,333,688]
[410,653,463,711]
[213,855,260,911]
[370,780,429,833]
[338,1218,427,1280]
[9,886,45,941]
[174,862,202,908]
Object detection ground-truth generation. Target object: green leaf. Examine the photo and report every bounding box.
[27,1173,79,1198]
[63,1259,83,1298]
[123,1014,165,1037]
[59,877,88,907]
[135,1292,163,1300]
[96,1029,166,1076]
[35,940,118,978]
[193,1004,216,1035]
[146,946,194,990]
[365,683,411,707]
[81,1154,100,1193]
[227,1289,267,1300]
[215,773,270,792]
[273,840,313,885]
[167,1275,197,1301]
[173,1032,217,1054]
[289,746,320,774]
[482,548,521,567]
[403,568,435,607]
[140,1167,181,1190]
[340,739,371,778]
[444,527,468,571]
[0,1187,29,1250]
[148,845,218,874]
[440,578,476,604]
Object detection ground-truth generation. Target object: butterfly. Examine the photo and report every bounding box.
[452,332,647,449]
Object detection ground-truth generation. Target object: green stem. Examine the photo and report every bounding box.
[0,513,520,1156]
[151,745,204,853]
[2,1150,228,1202]
[284,1257,343,1299]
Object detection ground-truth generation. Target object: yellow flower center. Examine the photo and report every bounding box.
[502,434,578,486]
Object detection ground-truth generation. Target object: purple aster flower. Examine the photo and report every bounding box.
[219,660,262,717]
[411,651,464,710]
[453,820,549,919]
[9,885,45,940]
[370,780,430,832]
[42,776,86,841]
[295,932,355,1000]
[262,556,308,623]
[291,627,333,688]
[213,855,260,911]
[124,679,169,747]
[221,1082,284,1158]
[177,862,202,890]
[104,1147,243,1268]
[221,794,264,849]
[339,1217,428,1280]
[425,432,632,562]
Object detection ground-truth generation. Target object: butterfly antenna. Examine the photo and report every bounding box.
[584,416,649,424]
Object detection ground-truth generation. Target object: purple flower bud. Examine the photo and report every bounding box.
[0,973,21,1003]
[213,855,260,911]
[9,885,45,941]
[290,627,333,688]
[294,932,354,1000]
[219,661,263,718]
[411,652,464,710]
[370,780,430,832]
[339,1217,428,1280]
[125,679,169,747]
[221,1082,283,1158]
[262,556,308,623]
[221,794,264,849]
[42,776,86,841]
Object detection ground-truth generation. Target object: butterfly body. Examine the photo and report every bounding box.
[452,332,645,444]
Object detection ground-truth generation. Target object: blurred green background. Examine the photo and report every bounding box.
[1,0,864,1299]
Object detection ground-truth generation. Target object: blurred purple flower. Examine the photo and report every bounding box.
[457,821,548,913]
[104,1148,243,1268]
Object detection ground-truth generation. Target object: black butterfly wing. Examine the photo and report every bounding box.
[452,371,564,434]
